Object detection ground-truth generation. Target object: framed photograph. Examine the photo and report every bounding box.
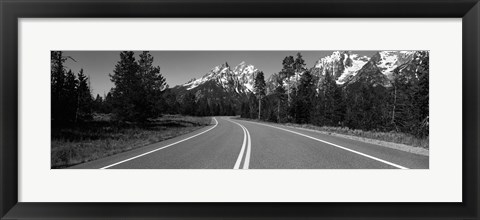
[1,0,478,219]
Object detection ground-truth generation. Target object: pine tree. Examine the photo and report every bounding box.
[280,56,295,105]
[311,91,325,126]
[322,70,337,125]
[281,56,295,78]
[414,51,429,138]
[332,85,346,126]
[64,69,79,123]
[51,51,67,124]
[248,93,258,119]
[292,53,307,96]
[110,51,141,121]
[293,52,306,73]
[274,76,287,123]
[138,51,167,118]
[388,52,429,137]
[76,69,93,122]
[295,70,315,123]
[254,71,266,120]
[390,64,419,134]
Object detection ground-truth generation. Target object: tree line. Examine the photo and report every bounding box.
[102,51,237,120]
[52,51,236,126]
[241,52,429,139]
[52,50,429,139]
[51,51,94,125]
[179,92,237,116]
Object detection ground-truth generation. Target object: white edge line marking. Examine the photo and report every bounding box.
[238,120,408,169]
[233,120,247,169]
[239,123,251,169]
[100,117,219,169]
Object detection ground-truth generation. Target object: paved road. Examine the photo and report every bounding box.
[71,117,429,169]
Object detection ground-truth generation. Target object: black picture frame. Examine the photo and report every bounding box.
[1,0,479,219]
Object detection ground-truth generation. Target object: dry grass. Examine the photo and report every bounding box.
[51,115,212,168]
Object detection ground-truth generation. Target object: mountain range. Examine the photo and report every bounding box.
[172,51,428,102]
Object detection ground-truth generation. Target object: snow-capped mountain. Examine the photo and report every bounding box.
[175,51,427,101]
[232,61,258,92]
[370,51,416,79]
[311,51,370,84]
[307,50,423,87]
[309,51,419,82]
[181,61,258,94]
[262,50,428,96]
[171,61,260,109]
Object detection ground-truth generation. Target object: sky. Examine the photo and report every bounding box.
[62,51,377,96]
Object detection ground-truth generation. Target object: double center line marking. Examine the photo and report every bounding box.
[228,119,251,169]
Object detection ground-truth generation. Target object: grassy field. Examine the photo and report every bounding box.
[236,117,429,149]
[51,114,212,168]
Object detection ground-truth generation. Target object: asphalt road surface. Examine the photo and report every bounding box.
[71,117,429,169]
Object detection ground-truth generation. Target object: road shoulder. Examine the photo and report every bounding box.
[68,118,218,169]
[233,118,429,156]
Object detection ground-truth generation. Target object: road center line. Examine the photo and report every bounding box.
[238,119,408,169]
[228,119,251,169]
[233,121,247,169]
[238,123,251,169]
[100,117,219,169]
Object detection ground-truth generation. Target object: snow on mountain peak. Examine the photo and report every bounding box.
[373,51,416,77]
[182,62,258,93]
[233,61,257,92]
[181,51,423,95]
[313,51,369,84]
[211,65,221,73]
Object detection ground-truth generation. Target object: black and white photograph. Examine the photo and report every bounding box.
[5,0,479,217]
[51,50,429,169]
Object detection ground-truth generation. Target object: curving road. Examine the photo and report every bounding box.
[70,117,429,169]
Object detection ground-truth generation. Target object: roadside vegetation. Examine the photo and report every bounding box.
[51,114,211,168]
[240,52,429,149]
[51,51,215,168]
